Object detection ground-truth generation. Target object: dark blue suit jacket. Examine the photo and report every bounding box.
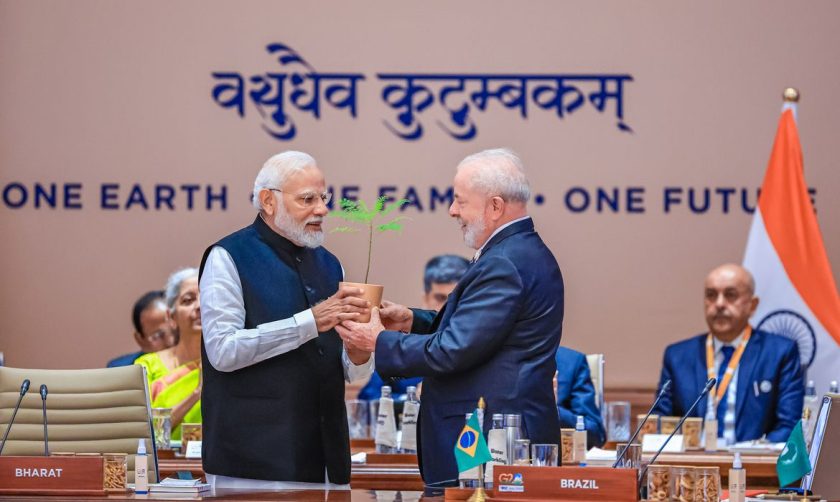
[358,371,423,401]
[555,347,605,448]
[652,329,804,442]
[375,218,564,487]
[106,350,144,368]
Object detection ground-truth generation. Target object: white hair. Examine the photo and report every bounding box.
[164,267,199,311]
[456,148,531,203]
[251,151,317,210]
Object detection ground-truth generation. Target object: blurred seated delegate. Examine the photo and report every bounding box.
[107,290,175,367]
[358,254,469,401]
[135,268,202,439]
[358,372,422,402]
[555,346,606,448]
[652,263,804,444]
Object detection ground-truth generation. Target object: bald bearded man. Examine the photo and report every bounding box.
[653,264,804,444]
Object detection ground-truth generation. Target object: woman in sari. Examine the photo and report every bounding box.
[135,267,202,440]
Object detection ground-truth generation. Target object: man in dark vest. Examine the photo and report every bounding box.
[198,151,373,490]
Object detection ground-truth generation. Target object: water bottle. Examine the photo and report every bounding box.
[503,414,523,465]
[134,439,148,495]
[803,380,821,446]
[399,386,420,454]
[485,413,507,487]
[573,415,587,463]
[375,386,397,453]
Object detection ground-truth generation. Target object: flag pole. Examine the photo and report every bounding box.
[782,88,802,176]
[467,397,487,502]
[782,87,799,123]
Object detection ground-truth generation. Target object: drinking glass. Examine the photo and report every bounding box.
[530,443,559,466]
[513,439,531,465]
[615,442,641,469]
[151,407,172,450]
[346,399,368,439]
[607,401,631,441]
[368,400,380,439]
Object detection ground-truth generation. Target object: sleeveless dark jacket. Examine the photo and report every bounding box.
[199,216,349,483]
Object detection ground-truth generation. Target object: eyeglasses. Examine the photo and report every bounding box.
[267,188,332,207]
[143,330,167,341]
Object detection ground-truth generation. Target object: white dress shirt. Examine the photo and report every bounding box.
[199,245,374,490]
[472,215,531,262]
[708,331,745,446]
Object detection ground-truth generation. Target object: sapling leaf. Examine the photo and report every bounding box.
[328,197,412,283]
[380,199,409,218]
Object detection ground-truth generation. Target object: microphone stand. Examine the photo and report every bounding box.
[613,380,671,468]
[637,378,716,499]
[0,379,30,455]
[40,384,49,456]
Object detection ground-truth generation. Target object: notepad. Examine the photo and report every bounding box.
[149,477,211,494]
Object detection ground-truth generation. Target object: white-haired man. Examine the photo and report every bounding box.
[337,148,564,492]
[199,151,373,490]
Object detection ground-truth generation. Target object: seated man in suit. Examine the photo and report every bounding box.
[358,254,469,401]
[555,347,606,447]
[653,263,804,444]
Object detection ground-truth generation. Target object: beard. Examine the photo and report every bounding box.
[274,206,325,249]
[459,214,486,249]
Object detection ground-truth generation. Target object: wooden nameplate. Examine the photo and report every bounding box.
[350,438,375,449]
[0,456,106,496]
[444,486,483,500]
[490,465,638,501]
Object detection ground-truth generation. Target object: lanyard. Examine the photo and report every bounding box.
[705,326,752,405]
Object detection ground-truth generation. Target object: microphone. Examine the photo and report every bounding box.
[613,379,671,468]
[638,378,716,493]
[40,384,49,456]
[0,379,31,455]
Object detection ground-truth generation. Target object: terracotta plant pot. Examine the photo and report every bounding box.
[339,281,384,323]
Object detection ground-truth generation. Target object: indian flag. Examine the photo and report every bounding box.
[743,99,840,397]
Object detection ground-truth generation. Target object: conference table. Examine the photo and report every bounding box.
[0,490,426,501]
[0,448,783,501]
[156,450,782,492]
[157,450,426,492]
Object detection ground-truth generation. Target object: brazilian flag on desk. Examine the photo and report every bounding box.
[453,409,493,473]
[776,420,812,487]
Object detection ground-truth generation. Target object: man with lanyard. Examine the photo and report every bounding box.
[653,264,804,444]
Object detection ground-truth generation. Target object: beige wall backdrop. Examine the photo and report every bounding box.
[2,1,839,389]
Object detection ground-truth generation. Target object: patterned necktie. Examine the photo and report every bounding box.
[716,345,735,433]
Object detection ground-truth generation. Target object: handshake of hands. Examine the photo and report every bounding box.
[311,284,412,362]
